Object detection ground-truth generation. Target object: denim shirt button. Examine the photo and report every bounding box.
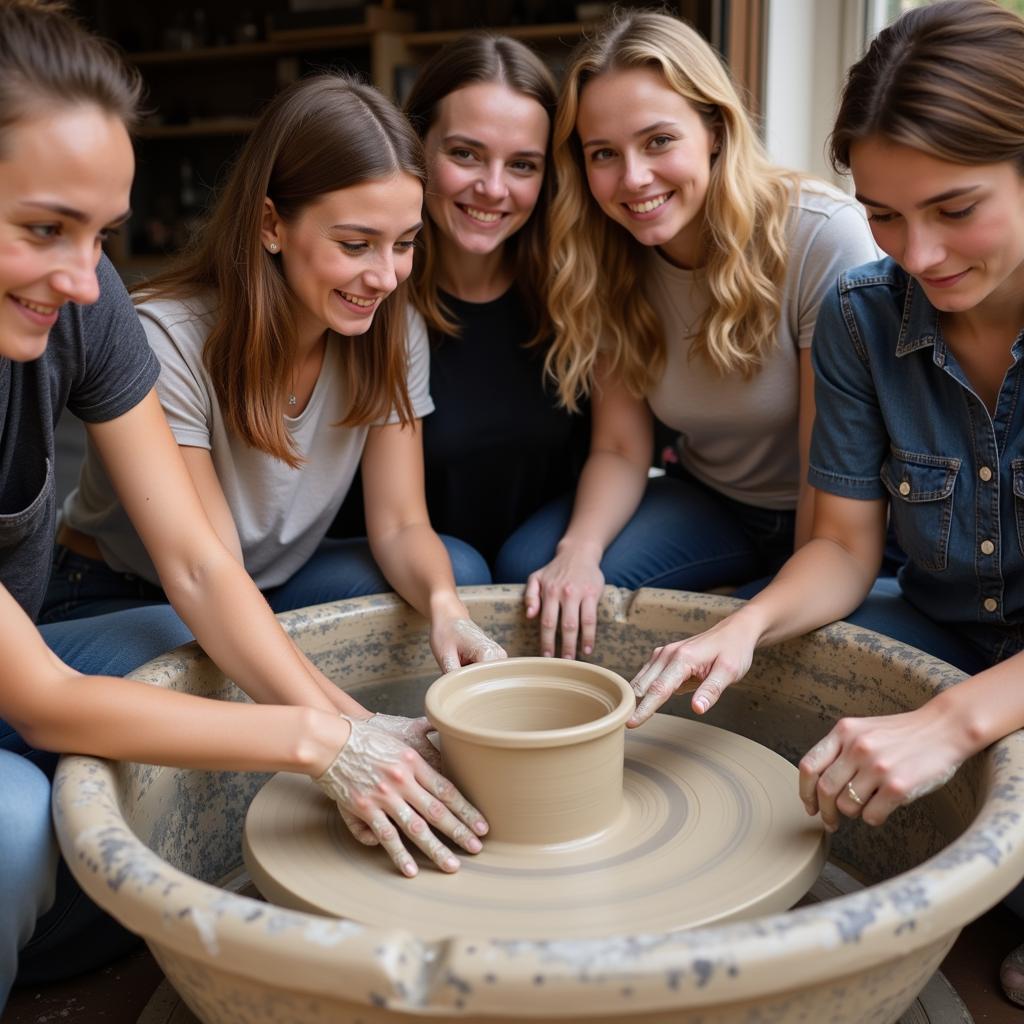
[981,540,996,555]
[984,597,999,612]
[898,480,911,496]
[979,466,993,482]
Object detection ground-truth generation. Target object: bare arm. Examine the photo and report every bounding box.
[628,489,887,724]
[524,365,653,658]
[177,445,366,716]
[793,348,817,549]
[361,418,505,672]
[86,391,360,715]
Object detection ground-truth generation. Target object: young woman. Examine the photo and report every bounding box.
[623,0,1024,1006]
[49,73,505,677]
[333,34,589,572]
[0,3,487,1008]
[507,11,877,660]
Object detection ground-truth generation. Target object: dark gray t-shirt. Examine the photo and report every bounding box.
[0,255,158,619]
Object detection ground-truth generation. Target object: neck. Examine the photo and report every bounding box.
[437,242,511,303]
[657,211,707,271]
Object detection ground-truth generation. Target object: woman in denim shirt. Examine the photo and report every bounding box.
[622,0,1024,1003]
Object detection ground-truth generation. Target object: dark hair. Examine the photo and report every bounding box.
[141,74,426,468]
[404,33,556,342]
[0,0,141,151]
[830,0,1024,172]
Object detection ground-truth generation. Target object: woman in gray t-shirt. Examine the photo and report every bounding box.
[507,11,877,661]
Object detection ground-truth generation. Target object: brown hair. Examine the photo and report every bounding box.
[546,10,797,409]
[139,74,425,468]
[403,33,556,342]
[830,0,1024,173]
[0,0,142,150]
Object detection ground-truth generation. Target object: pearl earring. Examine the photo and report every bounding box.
[268,242,279,253]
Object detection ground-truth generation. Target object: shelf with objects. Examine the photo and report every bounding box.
[73,0,758,276]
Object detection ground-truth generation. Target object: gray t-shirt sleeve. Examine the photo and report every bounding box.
[378,308,435,425]
[67,255,160,422]
[138,304,214,449]
[791,199,878,350]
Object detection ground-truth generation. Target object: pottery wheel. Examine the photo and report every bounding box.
[243,715,827,940]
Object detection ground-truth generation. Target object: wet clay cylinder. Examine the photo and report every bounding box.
[425,657,634,846]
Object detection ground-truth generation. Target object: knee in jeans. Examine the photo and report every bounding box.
[442,537,492,586]
[0,760,57,906]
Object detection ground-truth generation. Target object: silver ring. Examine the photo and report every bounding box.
[846,782,864,806]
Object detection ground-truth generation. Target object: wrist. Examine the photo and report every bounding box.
[728,601,772,647]
[297,708,352,778]
[930,684,991,760]
[556,535,604,562]
[430,588,469,622]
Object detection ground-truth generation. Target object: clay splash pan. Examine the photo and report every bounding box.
[244,657,826,941]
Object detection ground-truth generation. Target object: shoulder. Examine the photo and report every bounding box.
[783,178,878,272]
[787,178,863,222]
[135,290,217,355]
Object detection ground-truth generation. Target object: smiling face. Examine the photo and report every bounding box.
[850,136,1024,317]
[264,173,423,342]
[423,81,549,258]
[0,104,133,362]
[576,66,718,268]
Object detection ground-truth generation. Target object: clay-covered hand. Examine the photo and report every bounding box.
[627,613,759,726]
[798,701,970,831]
[315,716,487,877]
[364,712,441,771]
[432,616,507,675]
[524,542,605,659]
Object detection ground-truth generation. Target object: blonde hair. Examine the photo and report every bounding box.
[546,11,798,409]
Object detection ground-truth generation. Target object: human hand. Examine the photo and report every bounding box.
[627,612,760,726]
[364,712,441,771]
[524,541,604,658]
[315,716,488,877]
[432,616,507,674]
[798,701,969,831]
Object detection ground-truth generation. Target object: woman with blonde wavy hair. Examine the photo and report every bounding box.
[499,9,876,658]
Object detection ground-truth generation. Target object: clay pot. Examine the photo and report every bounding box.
[425,657,633,845]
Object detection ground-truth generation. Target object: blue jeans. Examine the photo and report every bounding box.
[494,473,795,590]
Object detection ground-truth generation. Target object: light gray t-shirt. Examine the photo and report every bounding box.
[63,294,433,589]
[645,182,878,510]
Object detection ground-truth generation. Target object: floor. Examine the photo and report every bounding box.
[5,902,1022,1023]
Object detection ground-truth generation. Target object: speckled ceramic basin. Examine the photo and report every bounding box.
[53,587,1024,1023]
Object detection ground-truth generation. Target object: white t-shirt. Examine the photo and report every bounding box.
[63,294,433,589]
[645,182,878,510]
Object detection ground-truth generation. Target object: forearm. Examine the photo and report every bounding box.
[288,636,370,717]
[558,450,649,557]
[159,549,342,714]
[734,536,879,649]
[369,522,467,622]
[14,671,350,777]
[931,652,1024,755]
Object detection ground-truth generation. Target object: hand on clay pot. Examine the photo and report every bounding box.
[524,540,604,659]
[432,615,506,674]
[363,712,441,771]
[315,716,487,877]
[627,611,759,726]
[798,698,971,832]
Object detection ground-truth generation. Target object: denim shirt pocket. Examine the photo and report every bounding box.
[1011,459,1024,557]
[880,448,960,571]
[0,456,54,549]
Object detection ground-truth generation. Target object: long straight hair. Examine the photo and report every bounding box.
[546,11,797,410]
[139,75,426,468]
[403,33,556,343]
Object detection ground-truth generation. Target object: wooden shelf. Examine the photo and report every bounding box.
[129,30,375,66]
[402,22,593,47]
[136,118,257,139]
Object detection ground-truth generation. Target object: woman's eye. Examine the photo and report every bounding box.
[339,241,368,253]
[867,211,898,224]
[450,148,476,161]
[941,203,977,220]
[395,239,418,252]
[28,223,61,240]
[648,135,673,149]
[510,160,539,173]
[589,148,615,163]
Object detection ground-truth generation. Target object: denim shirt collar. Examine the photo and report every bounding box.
[893,276,1024,368]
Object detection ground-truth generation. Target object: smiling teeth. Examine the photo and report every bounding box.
[463,207,502,223]
[340,291,375,308]
[16,297,57,315]
[627,194,671,214]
